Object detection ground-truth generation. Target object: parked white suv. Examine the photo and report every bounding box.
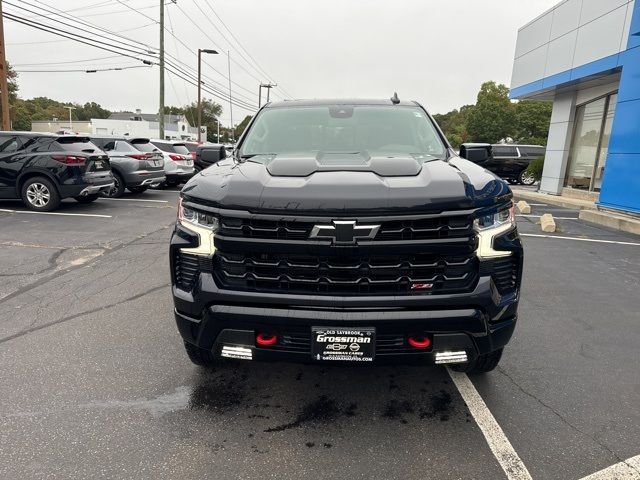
[150,140,196,187]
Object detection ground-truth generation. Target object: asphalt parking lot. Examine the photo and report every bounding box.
[0,189,638,480]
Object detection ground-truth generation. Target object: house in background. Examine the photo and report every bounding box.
[91,109,205,141]
[510,0,640,214]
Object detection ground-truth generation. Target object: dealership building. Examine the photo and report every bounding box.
[510,0,640,214]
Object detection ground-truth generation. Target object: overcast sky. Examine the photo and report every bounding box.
[5,0,560,126]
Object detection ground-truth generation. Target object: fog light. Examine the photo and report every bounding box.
[221,345,253,360]
[407,335,432,349]
[256,332,278,347]
[435,351,468,364]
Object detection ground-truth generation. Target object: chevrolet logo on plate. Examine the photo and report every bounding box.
[309,220,380,244]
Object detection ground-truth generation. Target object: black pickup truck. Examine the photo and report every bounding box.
[170,98,523,374]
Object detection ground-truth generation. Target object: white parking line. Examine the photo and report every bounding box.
[579,454,640,479]
[98,198,168,203]
[448,369,533,480]
[517,214,579,220]
[0,208,112,218]
[521,233,640,246]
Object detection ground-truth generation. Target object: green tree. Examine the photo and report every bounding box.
[234,115,253,139]
[76,102,111,121]
[466,81,515,144]
[514,100,552,145]
[164,99,223,142]
[433,104,475,148]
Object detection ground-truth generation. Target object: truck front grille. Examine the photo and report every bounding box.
[213,252,478,296]
[218,215,474,241]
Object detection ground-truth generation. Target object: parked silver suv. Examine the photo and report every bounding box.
[90,137,165,197]
[150,140,195,187]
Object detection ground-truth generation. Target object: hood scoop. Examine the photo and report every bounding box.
[265,151,422,177]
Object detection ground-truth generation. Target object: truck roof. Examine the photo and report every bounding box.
[265,98,420,108]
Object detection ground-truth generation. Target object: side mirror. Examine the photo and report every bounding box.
[459,143,491,163]
[199,146,226,164]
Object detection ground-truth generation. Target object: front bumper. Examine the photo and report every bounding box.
[173,262,520,365]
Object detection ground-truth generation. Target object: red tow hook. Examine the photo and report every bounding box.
[256,332,278,347]
[407,335,432,349]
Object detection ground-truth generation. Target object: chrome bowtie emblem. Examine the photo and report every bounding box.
[309,220,380,244]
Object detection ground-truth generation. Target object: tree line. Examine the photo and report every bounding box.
[433,81,552,148]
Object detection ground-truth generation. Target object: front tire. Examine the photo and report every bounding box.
[21,177,60,212]
[183,342,216,366]
[452,348,503,374]
[74,194,100,204]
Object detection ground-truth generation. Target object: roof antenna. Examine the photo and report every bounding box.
[390,92,400,105]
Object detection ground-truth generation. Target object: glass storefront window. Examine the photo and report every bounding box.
[593,94,616,191]
[565,93,617,191]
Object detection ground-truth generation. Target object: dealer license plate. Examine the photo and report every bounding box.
[311,327,375,362]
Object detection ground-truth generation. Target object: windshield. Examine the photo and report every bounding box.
[240,105,446,158]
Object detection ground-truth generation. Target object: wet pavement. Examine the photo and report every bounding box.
[0,188,638,479]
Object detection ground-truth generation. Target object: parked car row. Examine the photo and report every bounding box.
[0,130,230,211]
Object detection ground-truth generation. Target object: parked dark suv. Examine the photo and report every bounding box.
[461,143,545,185]
[0,132,114,211]
[90,137,165,197]
[170,99,523,374]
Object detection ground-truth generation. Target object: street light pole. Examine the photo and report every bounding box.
[259,83,277,107]
[227,50,233,143]
[65,106,75,131]
[197,48,218,143]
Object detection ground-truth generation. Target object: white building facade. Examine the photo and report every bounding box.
[91,111,205,141]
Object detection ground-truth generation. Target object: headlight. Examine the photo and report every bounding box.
[178,198,219,231]
[475,205,515,258]
[474,206,515,231]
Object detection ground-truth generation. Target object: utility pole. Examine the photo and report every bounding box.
[217,118,220,143]
[227,51,233,142]
[158,0,165,139]
[65,106,75,131]
[0,0,11,130]
[197,48,218,143]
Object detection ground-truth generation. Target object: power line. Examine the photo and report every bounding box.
[173,2,264,86]
[76,2,161,20]
[190,0,279,98]
[5,1,260,112]
[16,65,152,73]
[4,11,257,111]
[3,12,155,63]
[105,0,262,103]
[10,0,157,53]
[201,0,293,99]
[7,21,156,45]
[12,55,123,67]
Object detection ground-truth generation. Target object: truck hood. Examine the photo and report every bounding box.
[182,153,511,214]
